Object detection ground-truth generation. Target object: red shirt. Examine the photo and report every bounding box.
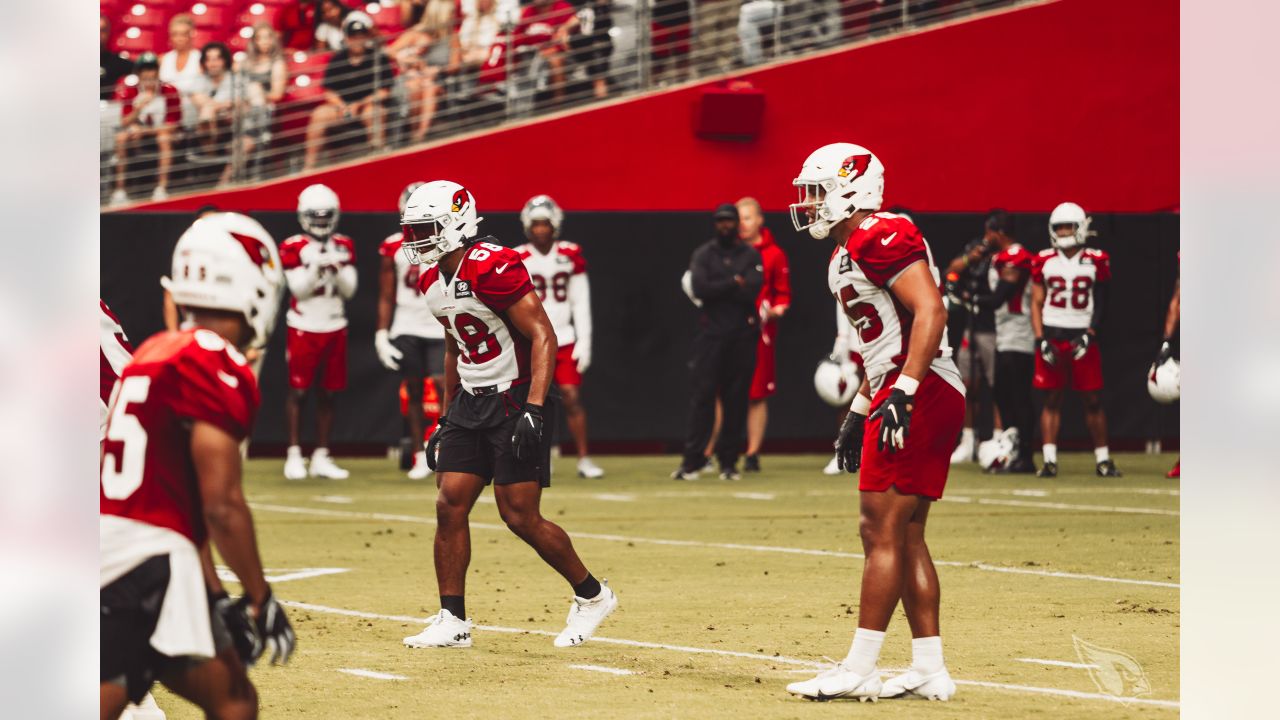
[516,1,576,47]
[114,76,182,127]
[752,227,791,322]
[100,329,260,545]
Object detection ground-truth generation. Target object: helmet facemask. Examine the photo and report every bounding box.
[401,215,459,266]
[1050,222,1086,249]
[300,208,338,237]
[790,181,836,239]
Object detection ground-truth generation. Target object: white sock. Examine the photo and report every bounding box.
[287,445,303,460]
[415,450,427,464]
[911,636,945,674]
[1095,446,1110,463]
[960,428,974,446]
[844,628,885,675]
[1042,443,1058,464]
[312,447,330,460]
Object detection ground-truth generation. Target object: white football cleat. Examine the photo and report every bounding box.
[283,447,307,480]
[407,451,432,480]
[403,609,473,648]
[309,449,350,479]
[577,457,606,479]
[787,662,882,701]
[822,454,841,475]
[949,438,974,464]
[554,582,618,647]
[879,667,957,701]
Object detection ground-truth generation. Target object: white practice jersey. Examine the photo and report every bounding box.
[380,232,445,340]
[1031,247,1112,330]
[987,243,1035,353]
[514,240,589,347]
[827,213,962,395]
[279,232,358,332]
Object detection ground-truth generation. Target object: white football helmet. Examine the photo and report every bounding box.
[400,180,483,265]
[1147,357,1180,404]
[298,183,340,237]
[790,142,885,240]
[398,181,426,215]
[1048,201,1090,249]
[814,355,861,407]
[977,428,1020,472]
[161,213,284,349]
[521,194,564,238]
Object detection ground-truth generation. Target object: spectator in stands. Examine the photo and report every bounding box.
[159,13,204,125]
[651,0,692,84]
[780,0,840,54]
[738,0,779,67]
[100,16,132,101]
[568,0,613,99]
[516,0,579,104]
[315,0,353,51]
[452,0,502,73]
[693,1,738,75]
[110,53,181,205]
[304,13,392,171]
[238,23,288,107]
[389,0,457,142]
[282,0,320,51]
[192,42,258,186]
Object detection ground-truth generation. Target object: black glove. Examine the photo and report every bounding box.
[425,416,448,471]
[236,588,295,665]
[1155,339,1173,365]
[834,411,866,473]
[511,403,544,462]
[211,589,260,664]
[1037,337,1056,366]
[1070,332,1091,361]
[870,388,913,453]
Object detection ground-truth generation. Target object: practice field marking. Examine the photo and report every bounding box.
[591,493,637,502]
[943,495,1178,517]
[313,495,354,504]
[1017,658,1099,669]
[569,664,636,676]
[217,566,350,585]
[731,492,776,501]
[1012,489,1049,497]
[284,600,1177,709]
[251,503,1178,589]
[337,668,408,681]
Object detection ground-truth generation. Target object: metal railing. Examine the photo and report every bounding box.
[101,0,1022,206]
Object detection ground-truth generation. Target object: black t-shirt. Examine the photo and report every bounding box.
[949,237,996,333]
[322,48,390,105]
[100,48,133,101]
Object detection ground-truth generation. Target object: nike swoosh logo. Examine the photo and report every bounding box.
[496,263,510,274]
[880,232,898,246]
[217,370,239,389]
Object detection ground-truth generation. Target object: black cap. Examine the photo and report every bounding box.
[713,203,738,221]
[133,51,159,72]
[343,12,373,36]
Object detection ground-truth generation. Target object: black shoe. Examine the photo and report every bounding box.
[1005,458,1037,474]
[1096,459,1123,477]
[719,464,741,482]
[694,457,713,474]
[670,466,699,481]
[743,455,761,473]
[1036,461,1058,478]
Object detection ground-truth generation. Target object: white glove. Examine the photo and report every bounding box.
[375,329,402,371]
[572,342,591,373]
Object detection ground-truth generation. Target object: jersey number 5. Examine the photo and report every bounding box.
[102,375,151,500]
[838,285,884,343]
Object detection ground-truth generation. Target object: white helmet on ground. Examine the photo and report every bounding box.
[298,183,340,237]
[977,428,1020,472]
[400,180,484,265]
[1048,201,1090,249]
[790,142,885,240]
[1147,357,1180,404]
[161,213,284,349]
[814,355,861,407]
[521,194,564,238]
[398,181,426,215]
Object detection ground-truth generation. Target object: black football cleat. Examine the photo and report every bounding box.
[1096,459,1123,477]
[719,465,742,482]
[1005,458,1037,474]
[743,455,761,473]
[670,466,699,481]
[1036,461,1058,478]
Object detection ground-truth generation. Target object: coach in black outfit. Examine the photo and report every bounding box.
[673,204,764,481]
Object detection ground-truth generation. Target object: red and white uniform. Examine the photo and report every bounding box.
[1031,247,1111,391]
[380,232,445,340]
[514,240,591,386]
[827,212,964,499]
[420,240,536,393]
[516,0,576,49]
[280,233,358,390]
[114,77,182,127]
[100,328,259,659]
[100,300,134,438]
[750,227,791,400]
[988,243,1035,353]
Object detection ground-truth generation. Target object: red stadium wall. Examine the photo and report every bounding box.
[122,0,1177,214]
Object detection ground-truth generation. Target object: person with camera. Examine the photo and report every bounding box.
[944,222,999,464]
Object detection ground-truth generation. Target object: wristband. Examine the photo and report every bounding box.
[850,394,872,416]
[893,374,920,395]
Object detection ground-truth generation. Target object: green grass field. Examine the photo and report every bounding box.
[156,452,1179,718]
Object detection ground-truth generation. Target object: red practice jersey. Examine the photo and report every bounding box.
[1031,247,1112,330]
[419,240,536,392]
[988,243,1035,353]
[514,240,587,346]
[100,329,260,545]
[113,77,182,127]
[753,227,791,318]
[516,1,576,47]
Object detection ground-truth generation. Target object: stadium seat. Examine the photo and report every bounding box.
[237,3,286,30]
[189,3,235,30]
[113,26,163,56]
[367,2,403,34]
[226,24,256,53]
[190,27,223,48]
[119,2,175,29]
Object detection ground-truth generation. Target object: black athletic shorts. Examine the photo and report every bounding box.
[392,334,447,380]
[436,382,559,487]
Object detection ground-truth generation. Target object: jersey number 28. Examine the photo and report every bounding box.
[1046,276,1092,310]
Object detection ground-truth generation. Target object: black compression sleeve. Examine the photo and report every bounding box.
[1090,282,1109,332]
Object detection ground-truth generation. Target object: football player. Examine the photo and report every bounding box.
[101,300,135,439]
[1159,264,1180,478]
[376,181,445,480]
[397,181,617,649]
[514,195,605,478]
[786,144,963,702]
[1030,202,1121,477]
[101,217,295,720]
[279,184,357,480]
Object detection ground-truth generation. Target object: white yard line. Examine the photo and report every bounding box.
[312,495,354,504]
[943,496,1178,516]
[251,503,1179,589]
[337,668,408,681]
[591,493,637,502]
[731,492,776,501]
[1017,658,1099,669]
[286,600,1176,709]
[217,566,350,584]
[568,664,637,676]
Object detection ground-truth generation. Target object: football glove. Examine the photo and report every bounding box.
[211,590,260,664]
[236,588,295,665]
[1070,333,1091,361]
[834,411,866,473]
[425,416,447,471]
[374,329,402,371]
[1037,338,1056,366]
[571,342,592,373]
[512,403,544,462]
[870,388,913,453]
